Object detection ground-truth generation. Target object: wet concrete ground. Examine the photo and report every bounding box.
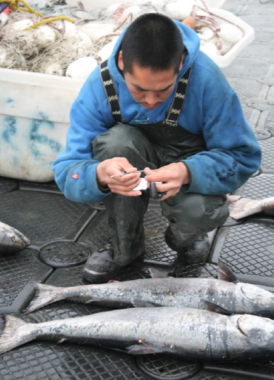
[1,0,274,379]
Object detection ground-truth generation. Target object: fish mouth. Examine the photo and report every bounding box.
[16,231,31,247]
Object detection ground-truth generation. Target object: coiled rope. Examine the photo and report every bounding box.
[0,0,75,29]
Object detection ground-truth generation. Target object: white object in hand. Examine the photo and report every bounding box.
[133,178,148,191]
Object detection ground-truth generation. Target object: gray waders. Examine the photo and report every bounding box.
[92,61,229,266]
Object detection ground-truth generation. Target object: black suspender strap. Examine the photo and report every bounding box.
[100,60,124,123]
[164,65,193,127]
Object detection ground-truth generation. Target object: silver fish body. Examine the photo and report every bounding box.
[1,307,274,361]
[25,275,274,318]
[0,222,30,253]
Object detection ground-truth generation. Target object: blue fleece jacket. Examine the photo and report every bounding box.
[52,20,261,203]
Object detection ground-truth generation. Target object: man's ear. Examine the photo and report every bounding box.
[179,51,187,71]
[178,55,185,71]
[118,51,124,71]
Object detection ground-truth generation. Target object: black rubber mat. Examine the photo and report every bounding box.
[222,58,270,79]
[210,169,274,286]
[0,177,18,194]
[255,129,272,141]
[253,31,274,45]
[174,263,219,279]
[0,249,52,313]
[240,173,274,199]
[211,221,274,279]
[226,77,262,105]
[39,241,91,268]
[240,42,274,60]
[265,110,274,133]
[0,342,152,380]
[19,180,61,194]
[0,190,95,246]
[136,355,203,379]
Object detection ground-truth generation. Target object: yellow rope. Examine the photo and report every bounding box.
[0,0,75,30]
[24,16,75,31]
[0,0,44,17]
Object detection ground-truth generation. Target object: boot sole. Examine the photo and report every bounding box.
[83,266,122,284]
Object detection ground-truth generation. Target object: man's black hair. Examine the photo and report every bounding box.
[121,13,185,73]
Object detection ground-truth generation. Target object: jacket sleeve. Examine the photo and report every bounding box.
[182,71,261,195]
[52,74,112,203]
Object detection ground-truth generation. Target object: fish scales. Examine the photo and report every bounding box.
[1,307,274,361]
[25,276,274,317]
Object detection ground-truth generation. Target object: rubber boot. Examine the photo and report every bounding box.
[165,224,210,265]
[83,237,145,283]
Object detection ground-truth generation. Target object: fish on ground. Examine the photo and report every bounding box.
[24,262,274,318]
[227,195,274,220]
[1,306,274,361]
[0,221,30,254]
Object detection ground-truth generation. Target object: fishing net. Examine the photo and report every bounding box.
[0,0,246,75]
[0,12,39,69]
[29,33,97,74]
[0,9,102,73]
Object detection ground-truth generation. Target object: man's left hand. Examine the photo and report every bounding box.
[144,162,190,201]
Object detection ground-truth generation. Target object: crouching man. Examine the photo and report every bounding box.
[53,14,261,283]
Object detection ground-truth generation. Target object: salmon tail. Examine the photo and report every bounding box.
[24,283,64,314]
[0,315,34,354]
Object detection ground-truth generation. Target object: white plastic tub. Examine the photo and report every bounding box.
[206,0,226,8]
[200,8,255,67]
[0,69,84,181]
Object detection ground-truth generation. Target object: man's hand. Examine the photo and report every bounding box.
[97,157,142,196]
[144,162,190,201]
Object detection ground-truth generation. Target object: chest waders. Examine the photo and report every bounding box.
[92,61,228,266]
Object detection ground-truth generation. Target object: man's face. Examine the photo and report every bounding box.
[118,52,182,110]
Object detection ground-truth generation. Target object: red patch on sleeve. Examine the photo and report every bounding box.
[71,173,79,180]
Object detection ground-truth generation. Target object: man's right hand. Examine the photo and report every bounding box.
[96,158,142,196]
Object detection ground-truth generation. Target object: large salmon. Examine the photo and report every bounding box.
[25,263,274,317]
[1,307,274,361]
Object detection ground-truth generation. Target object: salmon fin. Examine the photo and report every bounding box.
[24,282,64,314]
[204,301,231,315]
[218,261,238,283]
[57,337,67,344]
[0,314,33,354]
[126,344,162,355]
[132,300,157,308]
[84,299,95,304]
[149,267,169,278]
